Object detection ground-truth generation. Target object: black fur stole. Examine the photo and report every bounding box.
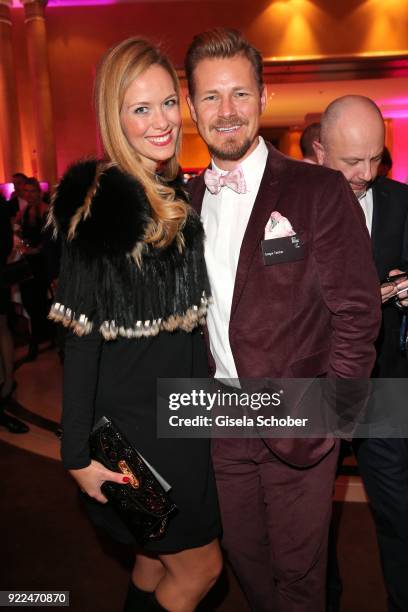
[48,160,210,339]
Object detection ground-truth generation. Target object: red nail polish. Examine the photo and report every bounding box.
[122,476,130,483]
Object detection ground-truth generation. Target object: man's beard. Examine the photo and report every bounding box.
[208,137,252,161]
[207,118,252,161]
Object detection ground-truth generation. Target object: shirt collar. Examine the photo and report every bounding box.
[358,186,373,202]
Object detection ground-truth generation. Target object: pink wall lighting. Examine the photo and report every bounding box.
[391,118,408,184]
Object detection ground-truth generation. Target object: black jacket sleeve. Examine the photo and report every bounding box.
[61,330,103,469]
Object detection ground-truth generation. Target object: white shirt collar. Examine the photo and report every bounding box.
[358,186,373,235]
[358,186,372,205]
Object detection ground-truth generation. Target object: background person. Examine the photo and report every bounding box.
[19,177,52,361]
[7,172,28,221]
[299,122,320,164]
[314,94,408,612]
[48,37,222,612]
[0,201,29,433]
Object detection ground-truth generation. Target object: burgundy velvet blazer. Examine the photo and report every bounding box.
[188,143,382,466]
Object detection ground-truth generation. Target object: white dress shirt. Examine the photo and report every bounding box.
[358,187,373,235]
[202,136,269,379]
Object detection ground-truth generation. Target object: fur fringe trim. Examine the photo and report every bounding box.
[49,160,211,340]
[49,294,210,340]
[67,162,111,241]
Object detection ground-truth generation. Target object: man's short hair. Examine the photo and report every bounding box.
[12,172,28,181]
[185,28,263,97]
[300,123,320,158]
[24,177,41,191]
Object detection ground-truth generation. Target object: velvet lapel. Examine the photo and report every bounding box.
[189,173,206,216]
[230,146,288,319]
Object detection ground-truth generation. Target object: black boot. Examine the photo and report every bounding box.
[123,582,153,611]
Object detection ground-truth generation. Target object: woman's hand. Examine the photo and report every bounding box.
[69,459,130,503]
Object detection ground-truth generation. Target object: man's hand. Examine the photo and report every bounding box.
[387,269,408,307]
[69,459,129,503]
[381,282,397,304]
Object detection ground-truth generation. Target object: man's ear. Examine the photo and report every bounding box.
[186,95,197,123]
[313,140,325,166]
[260,85,267,114]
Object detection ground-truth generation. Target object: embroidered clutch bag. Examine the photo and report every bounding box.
[89,416,177,543]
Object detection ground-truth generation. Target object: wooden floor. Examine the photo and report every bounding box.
[0,344,387,611]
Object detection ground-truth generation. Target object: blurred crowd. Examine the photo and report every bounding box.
[0,173,60,433]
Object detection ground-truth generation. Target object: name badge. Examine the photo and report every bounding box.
[261,234,305,265]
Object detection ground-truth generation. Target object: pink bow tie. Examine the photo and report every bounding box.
[204,166,247,195]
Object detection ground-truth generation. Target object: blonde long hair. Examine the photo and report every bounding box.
[94,37,188,249]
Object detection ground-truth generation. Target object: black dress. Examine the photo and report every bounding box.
[63,328,221,551]
[51,160,221,552]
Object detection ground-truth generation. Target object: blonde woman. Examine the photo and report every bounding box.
[49,38,222,612]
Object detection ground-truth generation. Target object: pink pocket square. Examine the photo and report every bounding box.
[264,211,296,239]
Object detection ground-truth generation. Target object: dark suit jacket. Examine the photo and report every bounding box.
[0,201,13,266]
[371,176,408,377]
[6,195,20,219]
[188,143,382,466]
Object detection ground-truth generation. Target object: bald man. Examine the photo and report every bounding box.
[315,95,408,612]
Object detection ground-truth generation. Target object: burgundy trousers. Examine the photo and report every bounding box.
[212,437,339,612]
